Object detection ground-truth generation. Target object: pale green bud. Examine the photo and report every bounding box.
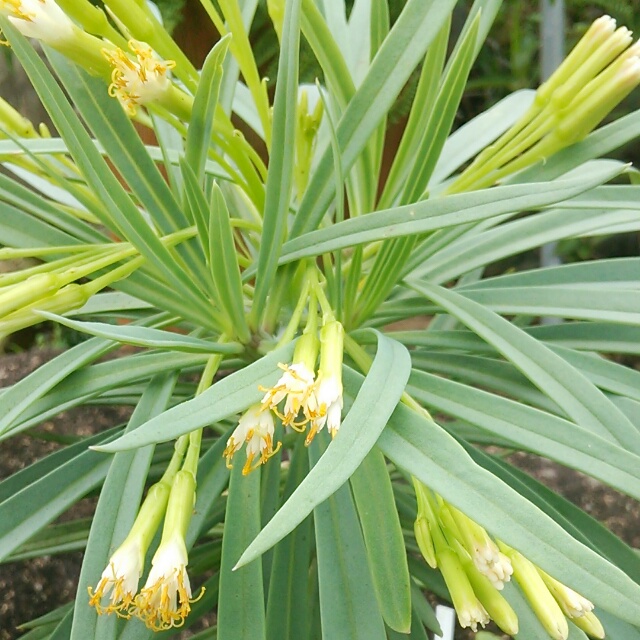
[0,273,61,318]
[414,515,437,568]
[538,567,594,619]
[500,545,569,640]
[438,547,489,632]
[571,611,605,639]
[460,555,519,637]
[536,15,618,105]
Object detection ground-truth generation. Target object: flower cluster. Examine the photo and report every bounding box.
[450,14,640,192]
[89,470,203,630]
[0,0,180,118]
[413,481,604,639]
[225,319,345,475]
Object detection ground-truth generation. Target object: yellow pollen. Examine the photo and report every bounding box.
[133,573,204,631]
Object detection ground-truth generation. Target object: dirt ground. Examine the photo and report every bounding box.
[1,349,638,639]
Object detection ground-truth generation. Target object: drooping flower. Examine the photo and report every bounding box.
[88,538,143,617]
[102,40,176,116]
[0,0,74,44]
[134,535,198,630]
[306,319,344,444]
[261,330,319,427]
[87,480,172,618]
[224,404,280,475]
[133,470,202,630]
[261,361,317,427]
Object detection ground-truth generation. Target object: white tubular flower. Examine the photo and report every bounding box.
[306,319,344,445]
[88,539,143,616]
[1,0,74,44]
[134,535,194,630]
[261,362,317,427]
[102,40,176,116]
[306,375,343,444]
[133,470,202,630]
[224,404,280,475]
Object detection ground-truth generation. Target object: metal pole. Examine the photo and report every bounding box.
[539,0,565,274]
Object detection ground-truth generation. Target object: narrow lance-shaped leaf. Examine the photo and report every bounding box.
[250,0,301,328]
[217,461,265,640]
[209,183,251,342]
[407,279,640,452]
[309,434,387,640]
[184,34,231,185]
[37,311,243,354]
[350,447,411,632]
[279,164,622,264]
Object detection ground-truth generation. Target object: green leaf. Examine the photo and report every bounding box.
[309,434,386,640]
[379,14,450,209]
[401,11,480,202]
[250,0,301,326]
[0,336,114,436]
[235,331,410,568]
[412,207,640,283]
[377,403,640,624]
[7,518,90,561]
[0,432,119,561]
[217,462,265,640]
[407,280,640,452]
[265,439,311,640]
[350,447,411,632]
[94,341,296,451]
[280,165,621,263]
[208,184,251,342]
[2,351,208,440]
[37,311,242,354]
[185,35,231,185]
[407,369,640,500]
[291,0,458,236]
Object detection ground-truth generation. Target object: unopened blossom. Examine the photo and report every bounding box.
[472,546,513,590]
[0,0,74,44]
[88,539,143,616]
[539,568,595,618]
[102,40,176,116]
[224,404,280,475]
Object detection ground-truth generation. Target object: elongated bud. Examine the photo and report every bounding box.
[438,547,489,632]
[499,544,568,640]
[414,515,437,568]
[571,611,605,639]
[459,554,519,636]
[0,273,61,318]
[538,568,594,619]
